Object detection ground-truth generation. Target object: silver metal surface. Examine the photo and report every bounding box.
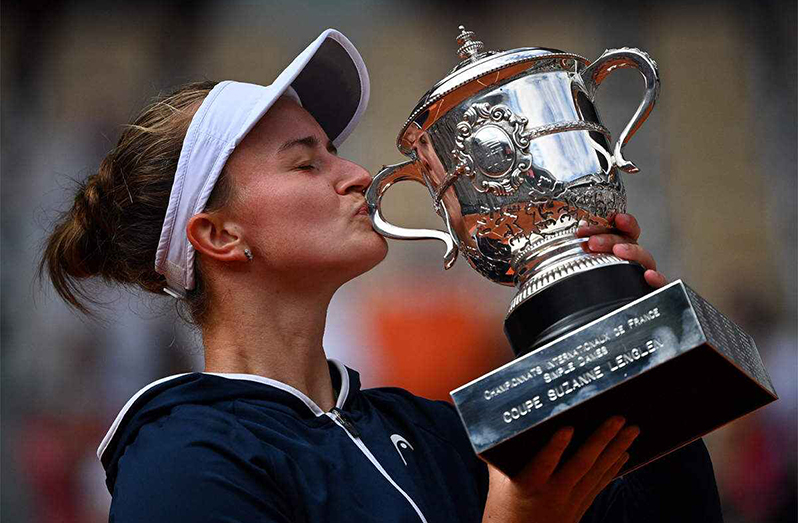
[368,26,660,312]
[450,281,778,474]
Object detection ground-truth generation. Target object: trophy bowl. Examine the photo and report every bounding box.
[366,26,777,476]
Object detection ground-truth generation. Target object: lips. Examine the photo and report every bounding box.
[357,202,369,215]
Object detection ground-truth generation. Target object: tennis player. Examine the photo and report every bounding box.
[41,29,722,523]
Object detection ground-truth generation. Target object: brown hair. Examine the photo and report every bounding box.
[40,80,234,325]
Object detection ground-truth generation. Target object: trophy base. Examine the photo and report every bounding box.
[451,281,777,477]
[505,263,652,357]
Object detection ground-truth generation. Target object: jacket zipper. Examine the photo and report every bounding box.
[326,409,428,523]
[329,407,360,437]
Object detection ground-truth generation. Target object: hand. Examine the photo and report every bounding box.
[576,213,668,289]
[482,417,640,523]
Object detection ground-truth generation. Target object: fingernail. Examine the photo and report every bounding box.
[594,237,606,246]
[578,219,588,229]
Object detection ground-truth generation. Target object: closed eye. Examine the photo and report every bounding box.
[279,136,337,155]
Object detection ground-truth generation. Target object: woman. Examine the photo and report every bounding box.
[41,30,721,522]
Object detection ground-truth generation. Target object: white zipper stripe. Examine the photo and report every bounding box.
[327,413,429,523]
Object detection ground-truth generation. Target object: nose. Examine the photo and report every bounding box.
[335,157,372,195]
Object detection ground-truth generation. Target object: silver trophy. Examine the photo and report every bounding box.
[366,27,777,476]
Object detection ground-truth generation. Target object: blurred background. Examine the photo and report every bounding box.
[2,0,795,521]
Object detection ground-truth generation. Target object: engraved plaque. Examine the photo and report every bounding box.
[450,280,778,476]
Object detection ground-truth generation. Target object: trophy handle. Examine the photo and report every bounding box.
[366,158,459,269]
[582,48,660,174]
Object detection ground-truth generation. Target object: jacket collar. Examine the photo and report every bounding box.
[97,359,359,466]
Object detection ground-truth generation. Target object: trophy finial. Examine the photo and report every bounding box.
[456,25,484,61]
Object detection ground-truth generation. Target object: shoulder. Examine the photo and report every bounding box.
[115,402,243,483]
[103,373,302,522]
[110,401,293,522]
[122,400,246,455]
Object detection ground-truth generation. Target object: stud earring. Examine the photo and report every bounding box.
[244,248,254,262]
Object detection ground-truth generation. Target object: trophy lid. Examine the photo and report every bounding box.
[397,26,589,154]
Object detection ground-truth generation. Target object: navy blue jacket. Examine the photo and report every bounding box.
[99,361,722,522]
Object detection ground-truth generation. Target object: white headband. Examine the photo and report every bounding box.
[154,29,369,297]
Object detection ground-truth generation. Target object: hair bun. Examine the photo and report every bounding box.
[69,164,118,276]
[39,80,218,316]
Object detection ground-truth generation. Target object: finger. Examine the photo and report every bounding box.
[574,452,630,521]
[576,219,612,238]
[644,269,668,289]
[585,233,635,253]
[551,416,625,490]
[611,242,657,271]
[571,426,640,503]
[612,213,641,241]
[515,426,574,488]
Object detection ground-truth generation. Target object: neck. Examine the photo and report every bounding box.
[202,278,337,412]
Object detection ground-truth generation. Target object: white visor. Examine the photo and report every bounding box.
[154,29,369,297]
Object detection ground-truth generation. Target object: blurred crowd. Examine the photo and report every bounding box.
[1,1,795,522]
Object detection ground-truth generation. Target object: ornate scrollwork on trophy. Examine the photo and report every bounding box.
[558,178,627,219]
[453,103,533,196]
[475,205,525,244]
[518,171,575,235]
[518,171,626,236]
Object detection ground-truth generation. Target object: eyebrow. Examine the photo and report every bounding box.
[277,135,337,155]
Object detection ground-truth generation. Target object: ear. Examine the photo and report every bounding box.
[186,212,248,263]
